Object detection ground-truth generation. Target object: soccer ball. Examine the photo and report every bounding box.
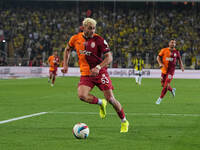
[72,123,89,139]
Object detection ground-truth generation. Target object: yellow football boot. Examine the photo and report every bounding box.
[99,99,107,119]
[120,120,129,133]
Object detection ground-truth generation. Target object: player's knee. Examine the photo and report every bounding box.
[106,96,115,105]
[78,93,87,101]
[163,83,169,89]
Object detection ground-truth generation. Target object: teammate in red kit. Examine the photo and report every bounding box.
[156,39,184,104]
[48,51,59,87]
[62,18,129,132]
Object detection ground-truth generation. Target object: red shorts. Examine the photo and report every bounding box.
[161,73,173,86]
[78,71,114,91]
[49,69,57,76]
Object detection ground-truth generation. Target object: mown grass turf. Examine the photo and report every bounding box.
[0,77,200,150]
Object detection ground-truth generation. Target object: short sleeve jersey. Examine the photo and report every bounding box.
[133,58,144,71]
[48,55,59,71]
[158,47,181,75]
[68,32,110,76]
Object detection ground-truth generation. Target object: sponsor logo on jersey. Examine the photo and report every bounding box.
[168,74,172,79]
[79,50,92,56]
[166,57,174,61]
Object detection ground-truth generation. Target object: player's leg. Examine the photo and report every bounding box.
[78,84,107,118]
[171,87,176,97]
[156,80,169,104]
[48,71,52,83]
[97,72,128,132]
[167,85,176,97]
[78,85,95,103]
[78,82,105,103]
[103,89,123,118]
[156,73,167,104]
[51,70,57,86]
[160,79,170,98]
[168,85,172,91]
[135,75,139,84]
[167,78,176,97]
[138,71,142,85]
[166,75,173,92]
[163,75,174,98]
[160,73,165,87]
[78,76,98,103]
[135,71,139,84]
[51,75,56,86]
[160,74,172,91]
[103,89,129,133]
[156,74,172,104]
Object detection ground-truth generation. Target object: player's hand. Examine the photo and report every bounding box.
[61,65,68,74]
[181,66,184,72]
[159,63,164,68]
[90,67,100,76]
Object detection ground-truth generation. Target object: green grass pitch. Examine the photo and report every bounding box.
[0,77,200,150]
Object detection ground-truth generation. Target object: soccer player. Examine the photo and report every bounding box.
[62,18,129,132]
[156,39,184,104]
[133,53,144,85]
[48,51,59,87]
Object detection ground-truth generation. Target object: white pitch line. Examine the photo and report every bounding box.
[1,111,198,125]
[0,112,48,125]
[48,111,200,117]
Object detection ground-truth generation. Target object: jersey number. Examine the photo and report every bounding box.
[101,74,109,84]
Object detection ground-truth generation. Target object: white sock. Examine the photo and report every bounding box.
[139,76,142,84]
[135,76,139,83]
[121,117,126,122]
[156,97,162,104]
[97,99,102,105]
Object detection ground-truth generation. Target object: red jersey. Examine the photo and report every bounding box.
[158,47,181,75]
[68,32,110,76]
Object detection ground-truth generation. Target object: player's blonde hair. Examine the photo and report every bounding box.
[82,18,97,27]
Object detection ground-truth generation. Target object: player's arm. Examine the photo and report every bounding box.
[157,55,164,68]
[132,59,136,68]
[62,44,72,73]
[142,59,145,69]
[56,57,60,66]
[47,57,51,66]
[91,52,112,76]
[178,56,184,72]
[99,51,113,68]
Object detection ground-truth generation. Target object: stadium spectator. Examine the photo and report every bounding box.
[0,56,7,66]
[0,2,199,68]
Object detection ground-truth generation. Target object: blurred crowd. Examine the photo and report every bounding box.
[0,2,200,69]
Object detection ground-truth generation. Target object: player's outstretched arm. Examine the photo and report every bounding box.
[62,44,72,73]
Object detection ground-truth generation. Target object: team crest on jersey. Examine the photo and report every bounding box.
[174,53,177,57]
[168,74,172,79]
[91,42,95,48]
